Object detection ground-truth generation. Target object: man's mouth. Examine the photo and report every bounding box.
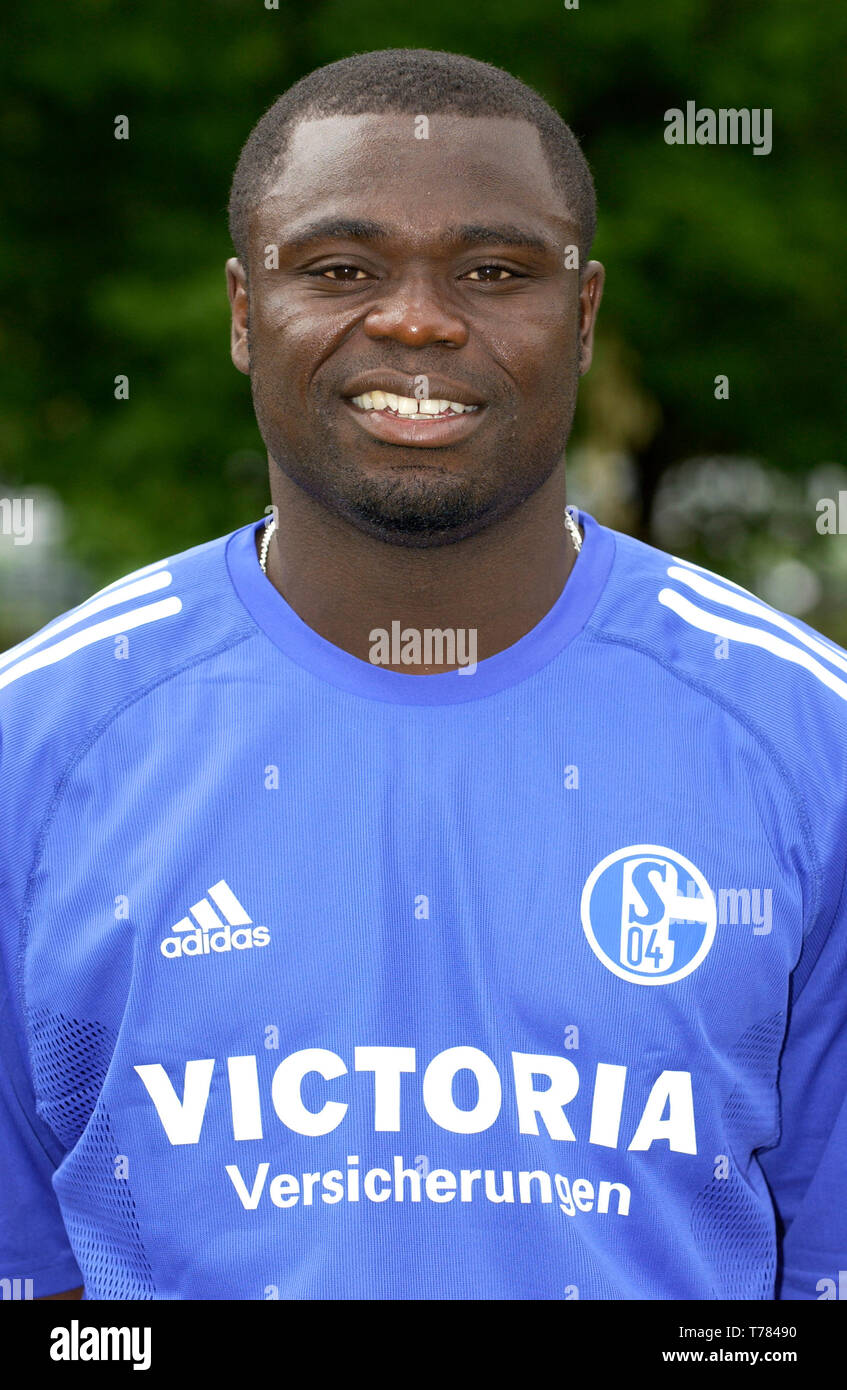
[342,386,486,448]
[350,390,479,419]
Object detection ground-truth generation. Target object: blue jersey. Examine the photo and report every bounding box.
[1,509,845,1301]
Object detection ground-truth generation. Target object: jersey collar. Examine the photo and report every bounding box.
[226,508,615,704]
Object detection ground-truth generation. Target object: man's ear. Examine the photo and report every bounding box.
[577,260,605,375]
[226,257,250,375]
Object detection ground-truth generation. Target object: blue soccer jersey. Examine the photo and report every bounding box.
[1,508,845,1300]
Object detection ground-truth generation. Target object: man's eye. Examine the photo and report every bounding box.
[463,265,518,283]
[311,265,369,282]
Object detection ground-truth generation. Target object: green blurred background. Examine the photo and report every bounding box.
[2,0,846,647]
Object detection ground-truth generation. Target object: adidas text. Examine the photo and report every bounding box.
[160,879,270,958]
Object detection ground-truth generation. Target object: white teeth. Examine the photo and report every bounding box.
[350,391,477,416]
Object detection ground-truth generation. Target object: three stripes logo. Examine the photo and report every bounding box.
[658,557,847,701]
[160,880,270,959]
[0,557,181,691]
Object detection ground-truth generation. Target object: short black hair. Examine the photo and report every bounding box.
[228,48,596,281]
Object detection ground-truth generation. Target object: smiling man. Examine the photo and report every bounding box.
[226,76,602,671]
[1,49,845,1304]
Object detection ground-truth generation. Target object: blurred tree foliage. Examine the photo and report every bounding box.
[1,0,845,597]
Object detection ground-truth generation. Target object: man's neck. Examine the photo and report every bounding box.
[255,467,581,673]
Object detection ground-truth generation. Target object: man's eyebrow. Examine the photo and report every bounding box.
[279,217,561,255]
[441,224,560,255]
[281,218,391,248]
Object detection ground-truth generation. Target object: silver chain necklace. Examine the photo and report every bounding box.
[259,505,582,575]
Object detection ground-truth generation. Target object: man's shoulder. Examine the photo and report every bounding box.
[0,523,256,766]
[584,519,845,822]
[593,523,847,738]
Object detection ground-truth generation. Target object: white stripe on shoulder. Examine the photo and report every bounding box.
[670,556,847,665]
[670,554,759,598]
[85,557,172,601]
[0,598,182,691]
[658,588,847,702]
[669,555,846,659]
[666,566,847,675]
[0,571,174,673]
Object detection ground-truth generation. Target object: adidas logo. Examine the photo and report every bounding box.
[160,881,270,959]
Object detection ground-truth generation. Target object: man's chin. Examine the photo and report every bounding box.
[265,438,517,546]
[337,483,499,547]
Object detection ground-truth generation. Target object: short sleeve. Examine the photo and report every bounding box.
[0,977,82,1297]
[0,659,83,1296]
[757,883,847,1300]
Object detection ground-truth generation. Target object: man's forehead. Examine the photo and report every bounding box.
[285,110,546,153]
[254,112,574,235]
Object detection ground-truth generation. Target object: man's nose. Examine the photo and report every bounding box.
[362,274,469,348]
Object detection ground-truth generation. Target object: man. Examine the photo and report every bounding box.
[1,48,844,1302]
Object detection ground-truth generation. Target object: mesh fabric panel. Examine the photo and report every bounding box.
[28,1008,156,1298]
